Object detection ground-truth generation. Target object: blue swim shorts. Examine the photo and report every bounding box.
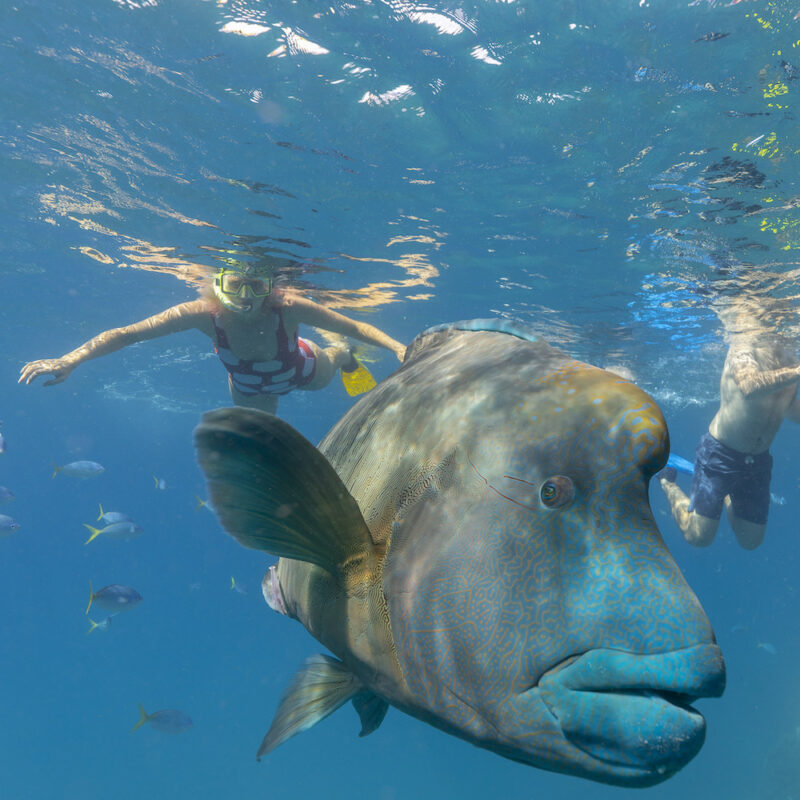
[689,432,773,525]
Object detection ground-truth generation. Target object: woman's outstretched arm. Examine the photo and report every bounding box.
[285,294,406,361]
[19,299,212,386]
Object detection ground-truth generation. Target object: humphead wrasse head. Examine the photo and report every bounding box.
[379,323,724,787]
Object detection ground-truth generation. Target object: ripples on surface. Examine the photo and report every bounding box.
[5,3,800,413]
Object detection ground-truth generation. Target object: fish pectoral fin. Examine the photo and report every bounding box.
[352,691,389,737]
[194,408,377,582]
[257,655,361,760]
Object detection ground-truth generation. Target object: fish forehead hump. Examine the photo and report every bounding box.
[322,327,667,515]
[318,329,566,544]
[517,357,669,479]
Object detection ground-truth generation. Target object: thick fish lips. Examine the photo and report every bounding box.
[537,644,725,785]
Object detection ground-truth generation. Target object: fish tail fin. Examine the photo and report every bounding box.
[256,655,361,760]
[130,704,149,733]
[87,618,99,635]
[52,463,60,478]
[83,524,102,545]
[194,409,379,589]
[195,495,207,511]
[86,580,94,615]
[152,475,158,487]
[230,576,235,591]
[97,503,104,522]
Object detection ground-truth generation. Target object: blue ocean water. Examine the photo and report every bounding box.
[2,1,800,797]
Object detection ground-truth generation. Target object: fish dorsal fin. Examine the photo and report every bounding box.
[421,317,541,341]
[352,691,389,737]
[405,317,550,362]
[194,408,376,582]
[257,655,361,760]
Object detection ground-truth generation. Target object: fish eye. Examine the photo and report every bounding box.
[540,476,574,509]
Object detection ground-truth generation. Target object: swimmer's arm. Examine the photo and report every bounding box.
[286,295,407,361]
[19,300,213,386]
[728,354,800,398]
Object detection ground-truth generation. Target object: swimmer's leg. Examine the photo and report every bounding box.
[659,475,720,547]
[229,377,279,414]
[725,499,766,550]
[301,340,352,392]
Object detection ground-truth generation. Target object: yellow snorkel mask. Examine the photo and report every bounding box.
[213,269,273,312]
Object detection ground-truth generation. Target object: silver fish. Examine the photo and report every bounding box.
[96,504,132,524]
[86,582,142,615]
[83,520,143,545]
[87,616,114,635]
[53,460,105,479]
[0,514,20,537]
[131,704,193,734]
[692,32,730,43]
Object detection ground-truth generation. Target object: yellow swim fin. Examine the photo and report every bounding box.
[340,358,377,397]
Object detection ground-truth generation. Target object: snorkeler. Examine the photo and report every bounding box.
[660,302,800,550]
[19,267,407,414]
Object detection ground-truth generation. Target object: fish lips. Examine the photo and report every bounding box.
[536,643,725,786]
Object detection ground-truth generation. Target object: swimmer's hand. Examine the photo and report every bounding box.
[394,344,407,362]
[19,358,76,386]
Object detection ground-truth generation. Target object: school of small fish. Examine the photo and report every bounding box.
[0,422,206,734]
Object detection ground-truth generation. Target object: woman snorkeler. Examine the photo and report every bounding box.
[19,266,407,413]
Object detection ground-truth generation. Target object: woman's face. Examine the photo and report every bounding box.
[215,273,272,315]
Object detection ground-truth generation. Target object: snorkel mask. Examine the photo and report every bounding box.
[213,269,273,313]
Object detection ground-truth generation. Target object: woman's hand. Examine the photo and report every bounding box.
[19,358,75,386]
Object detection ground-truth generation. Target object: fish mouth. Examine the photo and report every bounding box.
[535,643,725,786]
